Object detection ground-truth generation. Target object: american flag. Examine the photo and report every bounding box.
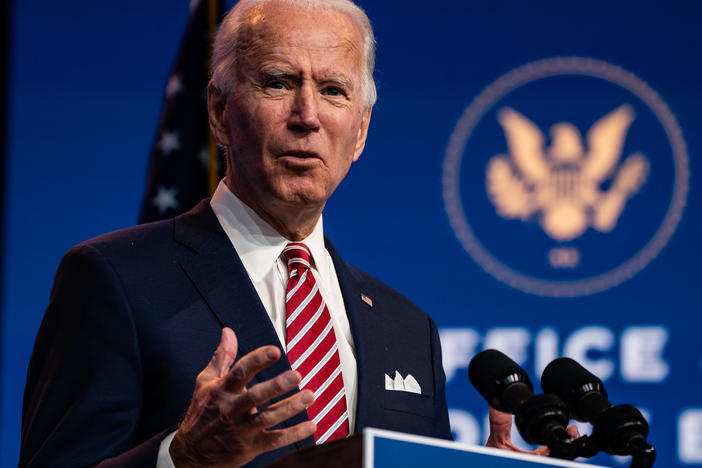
[139,0,226,223]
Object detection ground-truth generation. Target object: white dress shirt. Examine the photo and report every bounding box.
[157,181,358,466]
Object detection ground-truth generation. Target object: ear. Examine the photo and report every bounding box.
[352,107,373,163]
[207,81,230,147]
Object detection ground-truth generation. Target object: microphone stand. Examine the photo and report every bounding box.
[551,403,657,467]
[555,433,655,468]
[629,439,656,468]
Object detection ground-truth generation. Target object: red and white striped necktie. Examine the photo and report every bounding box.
[283,242,349,443]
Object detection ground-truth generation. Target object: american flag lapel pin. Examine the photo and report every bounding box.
[360,293,373,307]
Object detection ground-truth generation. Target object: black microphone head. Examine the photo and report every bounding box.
[469,349,533,412]
[541,357,609,421]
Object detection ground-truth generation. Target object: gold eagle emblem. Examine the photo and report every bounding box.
[486,105,650,242]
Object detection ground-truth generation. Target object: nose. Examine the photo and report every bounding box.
[287,83,320,133]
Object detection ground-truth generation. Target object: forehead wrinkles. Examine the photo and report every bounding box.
[234,8,363,74]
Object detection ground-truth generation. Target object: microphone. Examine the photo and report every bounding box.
[541,358,656,467]
[468,349,576,459]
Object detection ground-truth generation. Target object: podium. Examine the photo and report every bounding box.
[268,428,612,468]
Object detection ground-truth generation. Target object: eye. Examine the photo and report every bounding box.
[265,80,286,90]
[323,86,346,97]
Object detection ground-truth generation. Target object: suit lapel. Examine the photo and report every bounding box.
[325,239,385,433]
[173,200,314,448]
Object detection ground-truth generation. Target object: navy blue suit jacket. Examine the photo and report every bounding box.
[20,200,451,467]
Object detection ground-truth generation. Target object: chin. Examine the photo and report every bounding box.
[274,186,328,207]
[274,179,331,205]
[281,192,325,207]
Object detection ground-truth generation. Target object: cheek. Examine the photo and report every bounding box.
[324,110,359,140]
[227,98,283,141]
[331,119,365,160]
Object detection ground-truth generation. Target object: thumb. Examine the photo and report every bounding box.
[486,407,547,455]
[487,407,515,447]
[203,327,239,380]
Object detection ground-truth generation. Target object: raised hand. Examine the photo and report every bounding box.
[169,328,316,467]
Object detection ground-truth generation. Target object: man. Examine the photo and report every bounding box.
[20,1,453,467]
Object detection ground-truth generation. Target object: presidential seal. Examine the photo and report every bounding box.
[442,57,689,297]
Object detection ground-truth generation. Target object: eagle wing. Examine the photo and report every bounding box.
[486,156,536,220]
[497,107,551,184]
[582,104,635,182]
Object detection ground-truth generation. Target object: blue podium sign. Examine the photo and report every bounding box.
[364,428,611,468]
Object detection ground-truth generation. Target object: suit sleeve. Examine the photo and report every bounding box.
[429,316,453,440]
[20,243,167,467]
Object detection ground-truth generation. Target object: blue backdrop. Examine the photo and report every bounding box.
[3,1,701,466]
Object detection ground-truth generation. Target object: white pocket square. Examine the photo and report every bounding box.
[384,371,421,394]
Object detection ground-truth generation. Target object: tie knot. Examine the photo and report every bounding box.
[283,242,312,271]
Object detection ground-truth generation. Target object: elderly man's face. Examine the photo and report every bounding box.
[211,3,372,216]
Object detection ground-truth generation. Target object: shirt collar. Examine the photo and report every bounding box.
[210,180,328,282]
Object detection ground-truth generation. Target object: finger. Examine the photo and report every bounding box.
[487,407,514,446]
[225,371,306,421]
[250,388,314,430]
[200,328,239,382]
[566,424,581,439]
[488,437,544,456]
[254,420,317,452]
[243,371,304,411]
[486,408,554,457]
[531,445,550,457]
[486,407,537,453]
[223,345,281,393]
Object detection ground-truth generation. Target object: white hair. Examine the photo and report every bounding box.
[211,0,377,109]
